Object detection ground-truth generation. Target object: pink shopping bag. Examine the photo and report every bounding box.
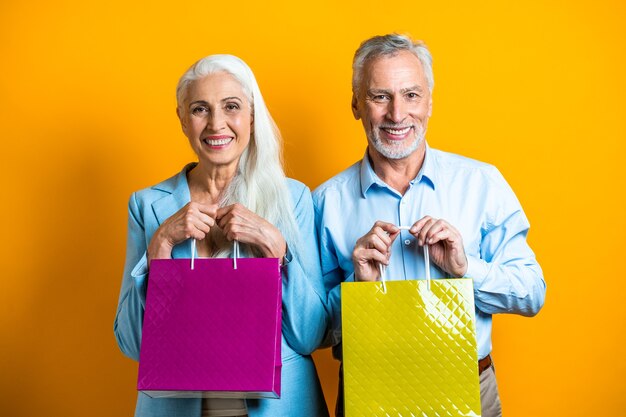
[137,241,282,398]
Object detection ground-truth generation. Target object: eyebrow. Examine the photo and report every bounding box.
[221,96,243,103]
[401,85,424,94]
[367,85,424,96]
[188,96,244,107]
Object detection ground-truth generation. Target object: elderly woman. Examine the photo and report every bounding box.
[114,54,330,417]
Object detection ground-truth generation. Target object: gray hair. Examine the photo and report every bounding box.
[176,55,300,258]
[352,34,434,96]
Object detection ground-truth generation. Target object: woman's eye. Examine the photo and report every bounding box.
[191,106,208,115]
[225,103,240,111]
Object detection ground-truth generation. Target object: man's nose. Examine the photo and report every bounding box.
[387,98,407,124]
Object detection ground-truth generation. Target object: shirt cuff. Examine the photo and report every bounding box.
[282,245,293,266]
[464,255,488,288]
[131,252,149,301]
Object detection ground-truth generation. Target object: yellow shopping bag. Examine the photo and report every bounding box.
[342,245,481,416]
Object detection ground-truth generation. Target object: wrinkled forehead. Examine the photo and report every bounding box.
[181,71,253,106]
[362,51,429,92]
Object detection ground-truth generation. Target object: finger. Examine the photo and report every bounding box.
[180,222,207,241]
[373,221,400,235]
[215,204,234,219]
[388,229,401,244]
[188,201,211,215]
[371,226,394,248]
[189,228,207,241]
[428,222,463,246]
[425,219,460,244]
[217,211,251,232]
[221,226,235,242]
[196,211,216,228]
[415,217,437,245]
[409,215,433,235]
[216,203,248,220]
[216,211,233,230]
[425,227,453,245]
[197,203,219,218]
[421,219,447,243]
[362,233,392,255]
[191,217,212,234]
[221,223,244,242]
[181,209,214,232]
[219,213,251,240]
[354,247,390,265]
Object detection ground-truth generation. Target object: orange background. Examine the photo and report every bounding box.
[1,0,625,416]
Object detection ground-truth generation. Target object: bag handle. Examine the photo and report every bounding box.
[190,239,240,271]
[378,225,430,293]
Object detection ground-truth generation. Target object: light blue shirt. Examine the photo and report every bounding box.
[312,144,546,361]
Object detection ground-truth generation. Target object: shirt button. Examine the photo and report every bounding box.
[404,239,411,246]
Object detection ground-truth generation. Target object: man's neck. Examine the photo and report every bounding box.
[367,143,426,195]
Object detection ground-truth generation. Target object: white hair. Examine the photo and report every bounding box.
[352,34,434,96]
[176,54,300,258]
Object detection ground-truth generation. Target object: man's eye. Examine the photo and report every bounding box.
[373,95,388,102]
[406,92,419,99]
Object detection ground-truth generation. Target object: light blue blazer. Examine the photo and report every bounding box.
[114,165,330,417]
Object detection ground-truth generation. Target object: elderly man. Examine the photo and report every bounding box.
[313,34,546,417]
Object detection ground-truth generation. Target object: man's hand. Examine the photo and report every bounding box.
[410,216,467,277]
[352,221,400,281]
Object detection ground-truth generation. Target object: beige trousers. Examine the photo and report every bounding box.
[479,364,503,417]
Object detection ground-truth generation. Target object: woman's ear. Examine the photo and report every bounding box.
[177,106,188,134]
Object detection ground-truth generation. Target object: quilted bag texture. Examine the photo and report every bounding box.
[137,256,282,399]
[342,277,481,416]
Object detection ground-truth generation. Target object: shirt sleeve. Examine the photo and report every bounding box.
[465,166,546,316]
[113,192,148,361]
[280,184,331,355]
[313,194,355,348]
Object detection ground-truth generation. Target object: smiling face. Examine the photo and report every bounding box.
[352,50,432,160]
[178,71,253,171]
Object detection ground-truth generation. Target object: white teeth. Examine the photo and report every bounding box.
[204,138,233,146]
[383,127,411,135]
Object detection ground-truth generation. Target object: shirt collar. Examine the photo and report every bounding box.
[359,142,436,198]
[419,143,437,190]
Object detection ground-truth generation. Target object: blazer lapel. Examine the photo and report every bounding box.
[151,166,193,227]
[149,164,201,259]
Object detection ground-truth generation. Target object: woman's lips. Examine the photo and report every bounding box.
[202,136,234,147]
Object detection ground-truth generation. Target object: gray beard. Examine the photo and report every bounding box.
[370,126,425,159]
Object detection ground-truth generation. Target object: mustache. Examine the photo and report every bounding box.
[378,124,414,129]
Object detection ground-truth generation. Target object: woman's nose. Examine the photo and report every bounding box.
[206,109,226,131]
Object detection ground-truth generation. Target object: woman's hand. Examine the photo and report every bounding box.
[216,203,287,259]
[147,202,218,261]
